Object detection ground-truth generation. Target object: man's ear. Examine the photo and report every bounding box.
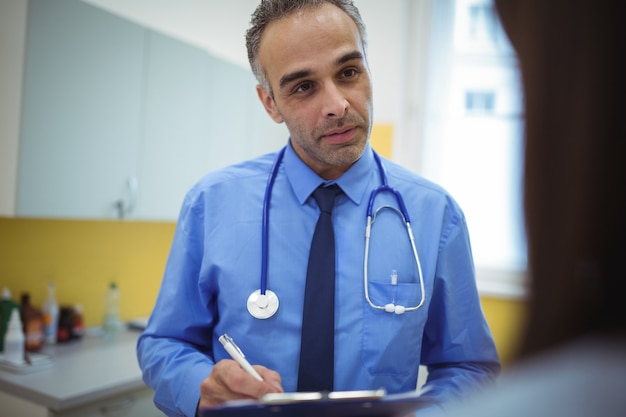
[256,84,284,124]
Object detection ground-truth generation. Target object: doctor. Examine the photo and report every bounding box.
[137,1,500,416]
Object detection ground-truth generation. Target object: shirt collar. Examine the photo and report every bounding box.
[283,140,376,206]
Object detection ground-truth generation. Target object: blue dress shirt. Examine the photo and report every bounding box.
[137,142,500,417]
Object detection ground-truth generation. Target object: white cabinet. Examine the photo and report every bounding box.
[0,390,49,417]
[135,31,285,220]
[0,387,163,417]
[17,0,145,219]
[51,387,163,417]
[17,0,286,220]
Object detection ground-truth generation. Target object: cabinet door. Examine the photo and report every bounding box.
[0,390,49,417]
[51,387,163,417]
[17,0,288,220]
[135,32,287,220]
[136,32,251,220]
[17,0,145,219]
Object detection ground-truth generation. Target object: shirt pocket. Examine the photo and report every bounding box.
[361,280,424,376]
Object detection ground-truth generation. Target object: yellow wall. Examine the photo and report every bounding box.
[0,217,526,367]
[370,123,394,158]
[0,217,175,327]
[481,296,526,366]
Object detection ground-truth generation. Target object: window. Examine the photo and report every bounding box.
[398,0,526,297]
[468,3,498,42]
[465,90,496,113]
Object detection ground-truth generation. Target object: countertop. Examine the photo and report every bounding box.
[0,329,148,412]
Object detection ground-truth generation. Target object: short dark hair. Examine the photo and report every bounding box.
[245,0,368,93]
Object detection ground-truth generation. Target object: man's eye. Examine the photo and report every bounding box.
[342,68,358,78]
[294,82,313,94]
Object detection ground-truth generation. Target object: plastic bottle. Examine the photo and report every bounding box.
[0,287,20,352]
[3,308,25,364]
[41,282,59,344]
[20,292,44,351]
[103,282,122,337]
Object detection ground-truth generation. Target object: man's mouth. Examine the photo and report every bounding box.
[322,126,358,144]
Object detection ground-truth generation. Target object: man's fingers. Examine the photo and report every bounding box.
[199,360,283,410]
[255,365,284,393]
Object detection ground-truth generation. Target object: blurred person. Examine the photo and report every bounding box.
[443,0,626,415]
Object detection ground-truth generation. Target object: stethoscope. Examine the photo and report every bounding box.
[246,146,425,319]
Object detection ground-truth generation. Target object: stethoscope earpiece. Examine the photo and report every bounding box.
[384,304,407,315]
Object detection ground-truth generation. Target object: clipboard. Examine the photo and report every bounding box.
[199,389,434,417]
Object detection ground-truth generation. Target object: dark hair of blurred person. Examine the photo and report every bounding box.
[441,1,625,415]
[496,0,625,359]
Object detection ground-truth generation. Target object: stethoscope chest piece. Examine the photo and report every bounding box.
[247,289,279,319]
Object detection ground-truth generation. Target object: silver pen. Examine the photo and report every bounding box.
[219,334,264,381]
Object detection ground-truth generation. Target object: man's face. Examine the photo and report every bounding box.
[256,3,373,180]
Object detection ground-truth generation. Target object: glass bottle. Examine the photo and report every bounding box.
[20,292,44,351]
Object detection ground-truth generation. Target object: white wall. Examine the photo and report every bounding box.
[0,0,28,216]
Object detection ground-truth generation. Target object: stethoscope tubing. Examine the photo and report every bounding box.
[255,145,425,317]
[363,215,426,313]
[368,152,412,222]
[363,154,426,313]
[260,147,286,295]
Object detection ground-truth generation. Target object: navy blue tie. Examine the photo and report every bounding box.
[297,185,341,392]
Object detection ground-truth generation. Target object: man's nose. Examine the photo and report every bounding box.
[321,82,349,118]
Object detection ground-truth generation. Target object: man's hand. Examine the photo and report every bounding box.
[198,359,284,410]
